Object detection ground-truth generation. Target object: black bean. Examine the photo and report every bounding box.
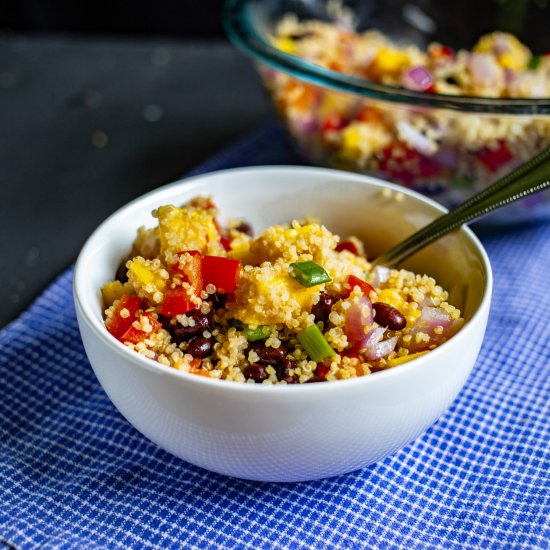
[245,364,268,383]
[211,293,228,309]
[252,343,288,365]
[115,260,128,283]
[187,337,213,359]
[311,292,335,325]
[277,358,298,384]
[373,302,406,330]
[160,316,173,333]
[236,221,253,237]
[173,310,213,340]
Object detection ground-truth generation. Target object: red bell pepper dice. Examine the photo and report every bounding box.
[173,250,203,296]
[335,240,359,255]
[343,275,375,299]
[120,313,162,344]
[478,141,513,172]
[106,295,142,339]
[159,288,198,317]
[316,363,330,380]
[322,113,349,133]
[220,235,232,252]
[202,256,242,294]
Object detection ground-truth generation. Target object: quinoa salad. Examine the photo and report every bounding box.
[101,196,464,384]
[259,15,550,220]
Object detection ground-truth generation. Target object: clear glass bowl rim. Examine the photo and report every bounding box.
[223,0,550,115]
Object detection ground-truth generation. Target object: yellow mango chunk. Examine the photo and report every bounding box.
[377,288,406,312]
[155,205,219,257]
[127,257,168,304]
[340,122,392,160]
[273,37,296,55]
[101,281,128,308]
[370,48,409,75]
[129,260,155,285]
[473,32,531,70]
[227,241,255,264]
[387,351,428,367]
[230,261,320,327]
[342,125,362,151]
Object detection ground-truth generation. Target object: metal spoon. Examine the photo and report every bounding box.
[371,145,550,269]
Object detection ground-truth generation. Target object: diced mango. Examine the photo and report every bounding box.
[370,48,409,75]
[498,53,519,69]
[127,257,168,303]
[473,32,531,70]
[231,265,319,327]
[274,37,296,55]
[155,205,219,257]
[101,280,128,308]
[227,241,254,264]
[129,260,155,285]
[377,288,406,312]
[387,351,428,367]
[342,124,362,152]
[340,121,392,160]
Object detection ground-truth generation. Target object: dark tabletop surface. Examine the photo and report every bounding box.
[0,35,271,328]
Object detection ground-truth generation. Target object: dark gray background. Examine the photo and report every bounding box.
[0,36,271,327]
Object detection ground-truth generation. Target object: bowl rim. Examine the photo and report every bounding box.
[74,165,493,395]
[223,0,550,115]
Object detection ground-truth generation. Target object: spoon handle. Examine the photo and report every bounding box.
[371,145,550,269]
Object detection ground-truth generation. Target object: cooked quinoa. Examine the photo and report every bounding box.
[102,197,464,384]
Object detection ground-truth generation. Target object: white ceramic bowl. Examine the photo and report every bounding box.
[74,166,492,482]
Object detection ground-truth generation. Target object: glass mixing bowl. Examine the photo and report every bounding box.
[224,0,550,223]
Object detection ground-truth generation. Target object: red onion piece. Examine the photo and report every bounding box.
[504,68,515,87]
[372,266,389,287]
[412,306,452,332]
[409,306,464,352]
[468,53,501,87]
[401,66,434,91]
[293,115,318,136]
[397,121,436,156]
[363,335,398,360]
[344,296,373,344]
[353,326,397,359]
[360,326,385,348]
[493,34,509,56]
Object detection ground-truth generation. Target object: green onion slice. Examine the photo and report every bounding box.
[289,261,331,288]
[527,55,541,70]
[297,324,336,362]
[243,325,271,341]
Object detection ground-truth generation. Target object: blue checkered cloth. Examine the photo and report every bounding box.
[2,122,549,549]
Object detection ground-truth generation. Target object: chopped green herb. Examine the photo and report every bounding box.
[229,320,270,341]
[527,55,541,70]
[243,325,271,341]
[289,261,332,287]
[297,324,336,362]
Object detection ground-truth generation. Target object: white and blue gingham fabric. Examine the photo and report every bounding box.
[1,122,549,549]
